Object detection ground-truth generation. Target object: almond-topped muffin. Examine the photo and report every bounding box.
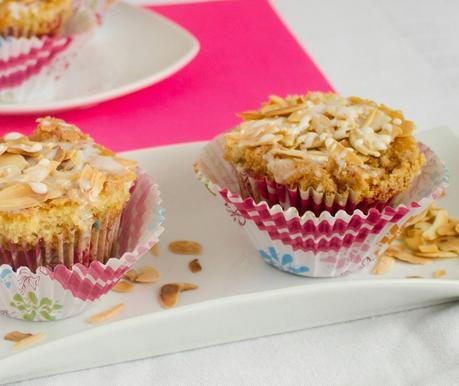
[0,117,138,271]
[224,92,425,214]
[0,0,73,37]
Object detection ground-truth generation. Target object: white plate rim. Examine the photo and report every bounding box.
[0,2,200,115]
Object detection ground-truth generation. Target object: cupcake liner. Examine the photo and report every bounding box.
[194,135,448,277]
[0,0,111,103]
[0,170,165,321]
[234,169,394,216]
[0,208,122,271]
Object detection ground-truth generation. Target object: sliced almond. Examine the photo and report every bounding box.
[385,248,432,264]
[418,244,439,253]
[7,141,43,156]
[403,229,424,251]
[437,223,457,237]
[433,270,446,278]
[423,209,448,240]
[0,153,28,170]
[13,332,47,350]
[159,283,198,309]
[112,280,134,293]
[372,255,395,275]
[189,258,202,273]
[124,269,138,282]
[0,183,48,211]
[150,244,159,256]
[415,251,458,259]
[135,266,160,283]
[436,237,459,253]
[168,240,202,255]
[88,303,125,324]
[4,331,32,342]
[414,221,432,233]
[79,164,107,199]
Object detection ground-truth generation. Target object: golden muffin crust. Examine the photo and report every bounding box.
[0,0,73,37]
[0,117,138,243]
[224,92,425,204]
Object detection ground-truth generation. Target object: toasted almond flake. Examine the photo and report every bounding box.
[372,255,395,275]
[112,280,134,293]
[150,243,159,256]
[88,303,125,324]
[455,224,459,234]
[0,183,48,211]
[437,223,457,236]
[159,283,198,309]
[4,331,32,342]
[385,248,432,264]
[418,244,439,253]
[13,332,47,350]
[433,270,446,278]
[437,237,459,253]
[423,209,448,240]
[189,258,202,273]
[168,240,202,255]
[415,250,458,259]
[135,266,160,283]
[124,269,138,282]
[403,229,424,251]
[4,132,24,141]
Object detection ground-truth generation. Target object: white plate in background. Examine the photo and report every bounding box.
[0,2,199,115]
[0,127,458,383]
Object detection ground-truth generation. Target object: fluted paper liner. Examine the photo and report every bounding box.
[0,170,164,321]
[194,135,448,277]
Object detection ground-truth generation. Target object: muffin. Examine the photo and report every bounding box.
[0,117,138,271]
[0,0,111,102]
[0,0,73,37]
[195,92,447,277]
[224,92,425,215]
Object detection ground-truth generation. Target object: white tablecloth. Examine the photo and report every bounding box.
[16,1,459,385]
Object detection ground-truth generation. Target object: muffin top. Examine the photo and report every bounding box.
[0,117,137,214]
[0,0,73,37]
[224,92,425,203]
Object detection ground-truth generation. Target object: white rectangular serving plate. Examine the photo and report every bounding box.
[1,127,459,383]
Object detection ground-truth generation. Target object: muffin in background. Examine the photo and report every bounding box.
[0,0,73,37]
[224,92,425,215]
[0,117,138,271]
[0,0,112,102]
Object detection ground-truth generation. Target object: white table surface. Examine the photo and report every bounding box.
[14,1,459,385]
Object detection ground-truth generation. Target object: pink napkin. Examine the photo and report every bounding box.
[0,0,332,151]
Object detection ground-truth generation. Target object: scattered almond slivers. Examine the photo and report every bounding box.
[112,280,134,293]
[13,332,47,350]
[385,248,432,264]
[88,303,125,324]
[433,269,446,278]
[189,258,202,273]
[168,240,202,255]
[135,266,160,283]
[4,331,32,342]
[373,205,459,276]
[372,255,394,275]
[150,244,159,256]
[159,283,198,309]
[124,269,138,282]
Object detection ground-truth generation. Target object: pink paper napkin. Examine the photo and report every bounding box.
[0,0,332,151]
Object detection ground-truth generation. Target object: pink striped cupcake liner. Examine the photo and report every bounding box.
[234,170,394,216]
[194,135,448,277]
[0,170,165,321]
[0,0,112,103]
